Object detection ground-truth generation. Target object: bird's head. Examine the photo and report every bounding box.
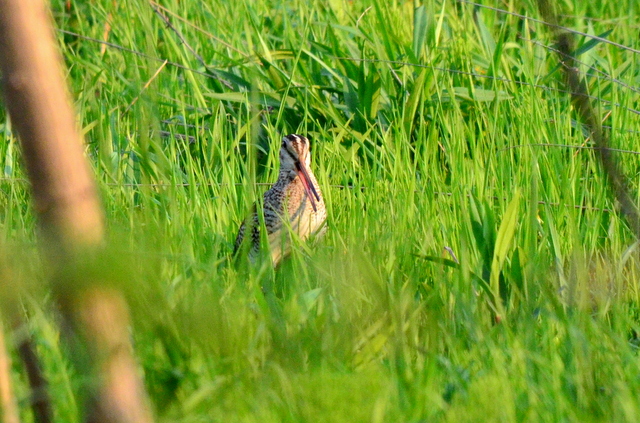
[279,134,320,211]
[279,134,311,169]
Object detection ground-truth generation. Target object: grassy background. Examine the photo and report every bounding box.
[2,0,640,421]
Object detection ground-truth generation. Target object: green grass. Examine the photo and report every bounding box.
[3,0,640,421]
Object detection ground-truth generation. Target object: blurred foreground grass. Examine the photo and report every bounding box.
[2,0,640,421]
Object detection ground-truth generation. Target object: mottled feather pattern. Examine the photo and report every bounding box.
[234,134,326,264]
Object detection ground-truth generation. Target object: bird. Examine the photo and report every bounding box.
[234,134,326,265]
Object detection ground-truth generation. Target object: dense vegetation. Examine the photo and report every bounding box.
[2,0,640,421]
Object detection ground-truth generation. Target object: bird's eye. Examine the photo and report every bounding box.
[281,141,286,148]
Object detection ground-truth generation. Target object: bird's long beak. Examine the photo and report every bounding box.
[295,161,320,212]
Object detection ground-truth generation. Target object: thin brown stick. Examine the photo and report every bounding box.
[122,59,168,115]
[520,37,640,95]
[0,0,154,422]
[536,0,640,238]
[148,0,247,56]
[461,0,640,56]
[500,143,640,156]
[100,16,112,57]
[0,320,19,423]
[54,28,640,117]
[0,252,51,423]
[149,2,233,88]
[15,330,52,423]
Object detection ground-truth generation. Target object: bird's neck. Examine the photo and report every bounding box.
[277,168,298,184]
[275,168,319,191]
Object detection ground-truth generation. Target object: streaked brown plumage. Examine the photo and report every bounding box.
[234,134,326,264]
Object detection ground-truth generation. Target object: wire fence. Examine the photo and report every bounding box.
[55,0,640,116]
[2,1,629,220]
[0,176,616,215]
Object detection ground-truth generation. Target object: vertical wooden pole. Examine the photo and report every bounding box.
[0,320,19,423]
[0,0,154,422]
[537,0,640,240]
[0,0,103,248]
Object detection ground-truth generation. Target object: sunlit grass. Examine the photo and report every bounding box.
[2,0,640,421]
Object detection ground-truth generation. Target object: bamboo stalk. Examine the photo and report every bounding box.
[0,0,103,249]
[0,320,19,423]
[0,0,154,422]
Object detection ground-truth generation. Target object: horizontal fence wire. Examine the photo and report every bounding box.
[0,4,634,267]
[457,0,640,56]
[0,177,615,214]
[56,0,640,116]
[4,3,630,220]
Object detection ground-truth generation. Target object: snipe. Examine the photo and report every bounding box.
[234,134,326,264]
